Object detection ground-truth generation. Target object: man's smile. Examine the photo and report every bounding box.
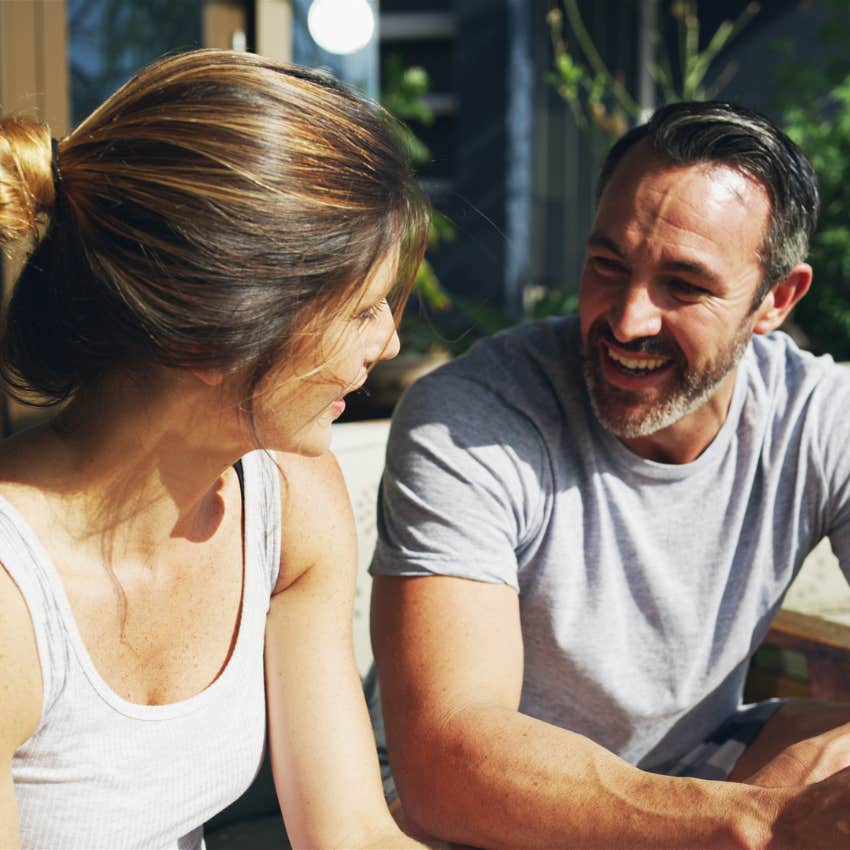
[596,336,678,392]
[605,346,671,374]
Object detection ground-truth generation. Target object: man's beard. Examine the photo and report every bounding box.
[582,320,751,439]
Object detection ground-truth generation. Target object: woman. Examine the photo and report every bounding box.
[0,49,429,849]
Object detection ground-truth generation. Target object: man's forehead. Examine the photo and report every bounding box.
[600,139,770,212]
[593,141,771,267]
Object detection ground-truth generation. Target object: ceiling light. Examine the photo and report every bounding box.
[307,0,376,55]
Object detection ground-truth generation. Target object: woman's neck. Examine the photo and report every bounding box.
[4,368,249,554]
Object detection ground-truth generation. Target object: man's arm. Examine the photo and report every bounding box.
[371,573,850,850]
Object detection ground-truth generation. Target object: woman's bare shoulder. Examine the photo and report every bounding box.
[270,450,356,595]
[0,561,43,757]
[0,429,54,746]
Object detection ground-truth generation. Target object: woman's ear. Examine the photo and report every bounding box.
[190,368,226,387]
[752,263,813,335]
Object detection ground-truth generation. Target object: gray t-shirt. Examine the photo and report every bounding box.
[371,316,850,771]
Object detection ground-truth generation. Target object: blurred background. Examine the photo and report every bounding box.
[2,0,850,426]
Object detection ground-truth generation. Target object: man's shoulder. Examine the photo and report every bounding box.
[400,315,581,416]
[748,331,850,394]
[414,315,581,398]
[743,331,850,441]
[392,315,585,449]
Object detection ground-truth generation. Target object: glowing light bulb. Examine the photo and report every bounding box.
[307,0,376,55]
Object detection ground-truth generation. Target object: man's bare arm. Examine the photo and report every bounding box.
[371,574,850,850]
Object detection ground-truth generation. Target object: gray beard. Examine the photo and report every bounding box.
[583,322,751,439]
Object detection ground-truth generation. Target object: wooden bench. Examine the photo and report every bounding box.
[747,609,850,703]
[746,534,850,702]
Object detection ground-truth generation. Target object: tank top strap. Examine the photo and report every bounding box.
[238,451,282,601]
[0,499,70,723]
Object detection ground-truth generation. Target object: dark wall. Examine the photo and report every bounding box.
[437,0,510,307]
[384,1,625,314]
[530,1,642,295]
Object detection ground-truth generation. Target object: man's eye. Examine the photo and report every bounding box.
[591,256,626,274]
[670,279,708,297]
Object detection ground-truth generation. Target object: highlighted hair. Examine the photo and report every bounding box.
[0,49,429,407]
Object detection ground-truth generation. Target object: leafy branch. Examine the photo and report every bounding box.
[546,0,761,140]
[380,54,455,346]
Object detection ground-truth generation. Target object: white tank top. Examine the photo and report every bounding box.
[6,450,281,849]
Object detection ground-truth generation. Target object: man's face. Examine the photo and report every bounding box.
[579,142,772,449]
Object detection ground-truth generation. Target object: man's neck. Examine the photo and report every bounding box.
[618,369,740,464]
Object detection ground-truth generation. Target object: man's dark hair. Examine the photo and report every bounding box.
[596,101,819,304]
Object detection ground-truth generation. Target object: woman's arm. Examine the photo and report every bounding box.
[264,451,429,850]
[0,564,44,850]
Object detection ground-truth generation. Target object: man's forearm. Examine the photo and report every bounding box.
[392,702,790,850]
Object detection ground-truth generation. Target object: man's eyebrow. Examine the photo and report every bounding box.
[588,232,723,285]
[663,258,722,285]
[587,233,624,256]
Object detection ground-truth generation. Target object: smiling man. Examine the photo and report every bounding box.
[368,102,850,849]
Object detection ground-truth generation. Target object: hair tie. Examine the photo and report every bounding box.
[50,138,62,190]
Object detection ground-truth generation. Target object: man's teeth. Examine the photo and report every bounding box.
[608,350,668,371]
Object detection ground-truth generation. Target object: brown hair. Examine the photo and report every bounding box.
[0,49,429,410]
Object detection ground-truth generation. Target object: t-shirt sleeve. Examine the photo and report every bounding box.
[800,359,850,578]
[370,369,550,591]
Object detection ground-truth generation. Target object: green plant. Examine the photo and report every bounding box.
[380,54,458,352]
[546,0,760,142]
[768,1,850,358]
[381,55,522,356]
[526,287,580,321]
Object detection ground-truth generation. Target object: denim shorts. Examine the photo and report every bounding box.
[648,698,786,780]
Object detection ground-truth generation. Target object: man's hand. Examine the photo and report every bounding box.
[745,721,850,787]
[769,766,850,848]
[732,702,850,788]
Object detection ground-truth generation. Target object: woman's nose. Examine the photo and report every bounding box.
[378,327,401,361]
[366,306,401,363]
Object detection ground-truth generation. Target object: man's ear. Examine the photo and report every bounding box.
[752,262,813,335]
[190,368,226,387]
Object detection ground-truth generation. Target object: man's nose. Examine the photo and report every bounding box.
[608,283,662,342]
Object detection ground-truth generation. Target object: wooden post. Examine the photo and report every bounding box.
[255,0,292,62]
[203,0,249,51]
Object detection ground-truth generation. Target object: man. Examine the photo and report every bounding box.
[368,101,850,848]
